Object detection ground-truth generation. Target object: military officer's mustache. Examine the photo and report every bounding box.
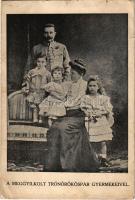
[46,36,52,39]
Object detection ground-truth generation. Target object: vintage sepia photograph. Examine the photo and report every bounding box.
[1,0,134,199]
[7,14,128,173]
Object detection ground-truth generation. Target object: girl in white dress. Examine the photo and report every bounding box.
[80,75,114,167]
[39,66,69,126]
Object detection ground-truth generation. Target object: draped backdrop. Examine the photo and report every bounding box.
[7,14,128,150]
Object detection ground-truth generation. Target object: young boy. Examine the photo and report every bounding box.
[23,54,51,123]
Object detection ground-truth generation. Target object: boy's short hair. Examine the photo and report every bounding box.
[51,66,64,76]
[34,53,47,61]
[33,53,46,67]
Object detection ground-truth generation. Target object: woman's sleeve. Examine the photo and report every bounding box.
[80,96,90,116]
[80,96,87,110]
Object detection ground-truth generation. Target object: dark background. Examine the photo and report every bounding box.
[7,14,128,151]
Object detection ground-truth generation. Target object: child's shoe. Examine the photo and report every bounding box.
[38,116,43,123]
[39,119,43,123]
[100,158,111,167]
[48,118,53,127]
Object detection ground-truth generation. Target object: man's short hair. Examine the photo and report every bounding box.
[44,23,56,30]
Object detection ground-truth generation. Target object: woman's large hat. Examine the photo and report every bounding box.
[69,59,86,75]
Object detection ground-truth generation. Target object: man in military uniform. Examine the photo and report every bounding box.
[24,23,70,80]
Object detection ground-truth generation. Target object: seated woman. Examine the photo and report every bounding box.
[44,59,100,172]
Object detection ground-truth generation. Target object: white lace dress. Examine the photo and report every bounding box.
[39,81,69,117]
[80,94,114,142]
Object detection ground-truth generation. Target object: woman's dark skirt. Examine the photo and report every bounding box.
[44,109,100,172]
